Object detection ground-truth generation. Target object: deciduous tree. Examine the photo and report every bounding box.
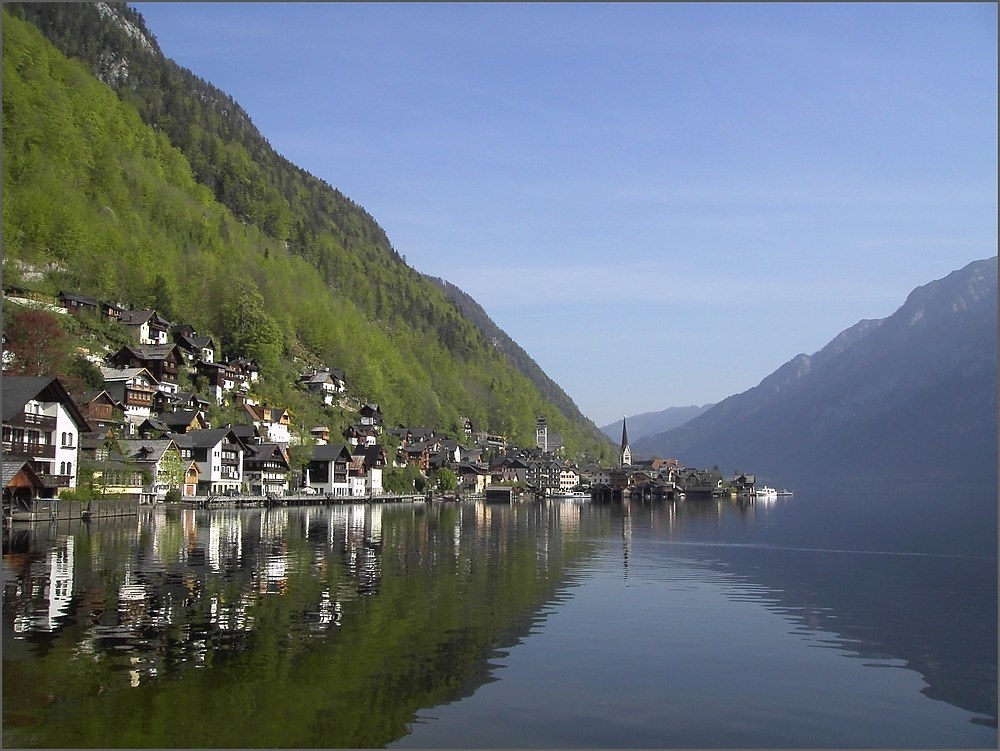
[2,308,72,377]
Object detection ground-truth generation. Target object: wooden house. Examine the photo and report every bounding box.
[100,367,159,427]
[109,344,182,394]
[243,442,290,497]
[57,290,99,316]
[74,389,124,434]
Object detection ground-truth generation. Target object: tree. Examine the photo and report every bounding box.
[63,353,104,393]
[434,467,457,493]
[220,275,283,371]
[2,307,72,376]
[383,463,425,494]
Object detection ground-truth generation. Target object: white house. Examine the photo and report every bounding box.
[175,428,246,496]
[2,376,91,495]
[304,443,353,497]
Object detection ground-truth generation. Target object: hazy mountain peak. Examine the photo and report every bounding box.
[633,257,997,487]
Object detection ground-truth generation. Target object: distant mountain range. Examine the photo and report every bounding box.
[600,405,712,443]
[632,257,998,490]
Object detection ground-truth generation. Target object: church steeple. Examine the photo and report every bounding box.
[619,415,631,467]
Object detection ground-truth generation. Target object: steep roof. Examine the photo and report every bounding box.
[309,443,352,462]
[246,443,289,467]
[121,439,176,463]
[58,290,99,307]
[1,375,91,431]
[2,460,44,489]
[101,366,159,384]
[184,428,245,450]
[116,344,180,361]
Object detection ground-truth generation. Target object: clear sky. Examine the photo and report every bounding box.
[132,2,997,427]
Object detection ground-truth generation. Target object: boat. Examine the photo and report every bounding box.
[755,486,778,500]
[775,489,794,497]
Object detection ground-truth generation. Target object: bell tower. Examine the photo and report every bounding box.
[619,415,631,468]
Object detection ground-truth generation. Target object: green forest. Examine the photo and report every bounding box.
[2,5,613,463]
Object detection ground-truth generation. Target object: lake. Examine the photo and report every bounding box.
[2,487,996,748]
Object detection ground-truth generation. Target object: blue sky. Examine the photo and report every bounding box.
[132,2,997,427]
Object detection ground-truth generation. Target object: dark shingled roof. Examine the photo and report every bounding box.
[1,375,91,431]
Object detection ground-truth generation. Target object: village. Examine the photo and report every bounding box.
[3,289,768,522]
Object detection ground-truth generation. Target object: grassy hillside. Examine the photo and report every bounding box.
[1,7,612,461]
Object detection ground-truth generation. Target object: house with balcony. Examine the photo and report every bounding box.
[172,327,216,365]
[172,428,246,496]
[304,443,352,497]
[359,403,382,430]
[241,403,292,446]
[193,360,230,404]
[243,442,290,497]
[226,358,259,390]
[344,424,378,448]
[119,309,172,345]
[100,367,159,429]
[558,466,581,493]
[299,367,345,405]
[309,426,330,445]
[2,376,91,498]
[74,389,125,434]
[490,456,529,485]
[108,344,182,395]
[456,462,491,494]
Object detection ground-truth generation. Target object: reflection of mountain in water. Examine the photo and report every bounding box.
[603,500,998,727]
[1,502,597,748]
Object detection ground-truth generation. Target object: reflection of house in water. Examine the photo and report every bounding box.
[208,513,243,572]
[48,536,75,631]
[555,499,582,535]
[7,535,76,634]
[261,507,288,543]
[346,505,380,593]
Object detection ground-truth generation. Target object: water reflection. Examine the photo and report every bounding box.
[2,495,995,748]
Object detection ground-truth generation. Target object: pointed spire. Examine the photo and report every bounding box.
[619,415,631,467]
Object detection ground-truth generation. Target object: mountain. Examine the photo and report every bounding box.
[633,258,998,489]
[599,404,712,443]
[1,3,612,460]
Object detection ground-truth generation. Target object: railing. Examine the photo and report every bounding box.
[1,441,56,459]
[6,413,57,430]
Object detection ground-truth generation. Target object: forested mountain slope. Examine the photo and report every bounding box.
[633,258,998,489]
[1,4,611,459]
[425,275,595,429]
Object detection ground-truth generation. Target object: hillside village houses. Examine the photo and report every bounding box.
[3,289,721,515]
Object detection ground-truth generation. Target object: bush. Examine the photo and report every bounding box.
[164,488,181,503]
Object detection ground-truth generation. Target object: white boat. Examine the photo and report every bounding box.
[755,486,777,500]
[775,488,794,497]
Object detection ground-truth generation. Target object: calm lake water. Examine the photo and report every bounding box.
[3,487,996,748]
